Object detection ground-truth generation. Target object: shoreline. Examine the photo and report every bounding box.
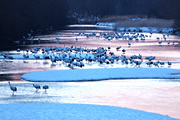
[96,22,179,35]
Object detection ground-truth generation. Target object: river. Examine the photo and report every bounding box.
[0,25,180,119]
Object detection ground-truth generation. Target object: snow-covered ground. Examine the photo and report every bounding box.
[96,22,176,33]
[0,103,179,120]
[21,68,180,82]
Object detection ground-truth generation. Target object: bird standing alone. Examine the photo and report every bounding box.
[8,82,17,95]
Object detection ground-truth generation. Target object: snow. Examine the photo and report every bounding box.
[21,68,180,82]
[0,53,93,60]
[96,22,176,33]
[131,18,148,21]
[139,27,151,32]
[96,22,117,27]
[0,103,178,120]
[162,28,174,33]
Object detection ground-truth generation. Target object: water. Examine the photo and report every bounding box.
[0,25,180,118]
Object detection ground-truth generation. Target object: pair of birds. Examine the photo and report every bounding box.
[8,82,49,95]
[33,84,49,93]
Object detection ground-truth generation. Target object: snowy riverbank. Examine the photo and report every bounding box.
[0,103,179,120]
[96,22,177,34]
[21,68,180,82]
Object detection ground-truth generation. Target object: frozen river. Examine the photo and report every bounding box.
[0,79,180,118]
[0,25,180,118]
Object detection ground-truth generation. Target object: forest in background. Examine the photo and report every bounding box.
[0,0,67,48]
[67,0,180,19]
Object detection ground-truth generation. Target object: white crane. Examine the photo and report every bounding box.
[33,84,41,92]
[128,42,131,47]
[43,85,49,93]
[76,37,78,42]
[17,48,21,52]
[122,49,126,54]
[116,46,121,51]
[167,61,172,67]
[8,82,17,95]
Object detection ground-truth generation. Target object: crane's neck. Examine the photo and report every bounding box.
[8,82,12,87]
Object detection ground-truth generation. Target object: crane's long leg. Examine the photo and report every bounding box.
[36,88,40,92]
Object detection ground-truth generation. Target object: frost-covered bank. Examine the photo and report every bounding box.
[96,22,178,34]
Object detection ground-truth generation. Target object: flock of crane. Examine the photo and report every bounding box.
[3,29,178,95]
[0,45,172,69]
[70,30,179,47]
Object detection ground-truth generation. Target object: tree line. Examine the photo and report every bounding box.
[0,0,67,48]
[67,0,180,19]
